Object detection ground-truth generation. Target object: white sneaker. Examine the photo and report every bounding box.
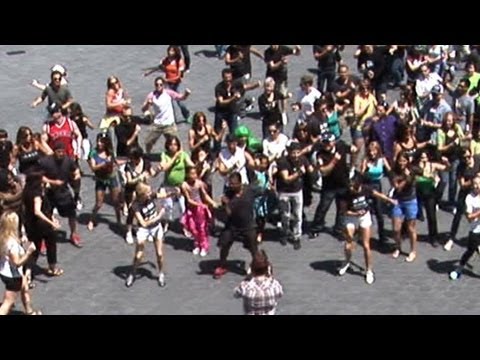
[338,262,351,276]
[365,270,375,285]
[125,231,134,245]
[158,273,166,287]
[444,239,454,252]
[76,199,84,211]
[200,249,208,257]
[192,247,200,256]
[449,270,461,280]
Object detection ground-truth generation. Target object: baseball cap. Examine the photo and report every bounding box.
[320,132,336,143]
[51,64,66,76]
[431,84,444,95]
[48,102,62,115]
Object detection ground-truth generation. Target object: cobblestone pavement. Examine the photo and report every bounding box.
[0,45,478,314]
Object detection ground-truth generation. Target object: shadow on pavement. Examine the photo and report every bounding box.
[310,260,365,278]
[193,49,218,58]
[112,263,157,281]
[426,258,480,279]
[197,259,247,277]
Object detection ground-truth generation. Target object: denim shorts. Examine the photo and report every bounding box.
[392,199,418,221]
[350,128,364,141]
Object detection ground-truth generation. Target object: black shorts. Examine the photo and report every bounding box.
[218,228,257,253]
[0,275,22,292]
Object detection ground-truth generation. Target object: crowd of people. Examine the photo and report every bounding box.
[2,44,480,315]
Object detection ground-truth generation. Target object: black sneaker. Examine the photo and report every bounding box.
[293,241,301,250]
[280,237,288,246]
[308,232,319,239]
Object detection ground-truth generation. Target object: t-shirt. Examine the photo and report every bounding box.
[338,185,374,214]
[41,85,72,107]
[88,149,115,180]
[115,121,138,158]
[132,196,161,229]
[275,155,310,193]
[315,140,352,190]
[264,46,294,83]
[161,151,190,186]
[465,192,480,233]
[219,147,248,185]
[23,186,53,232]
[224,186,261,230]
[0,237,25,278]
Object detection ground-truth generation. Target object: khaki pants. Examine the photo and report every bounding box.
[145,124,177,153]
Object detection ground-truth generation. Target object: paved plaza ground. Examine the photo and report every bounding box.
[0,44,478,315]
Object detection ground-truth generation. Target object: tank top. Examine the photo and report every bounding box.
[18,148,40,174]
[366,158,384,182]
[400,140,417,160]
[47,117,75,157]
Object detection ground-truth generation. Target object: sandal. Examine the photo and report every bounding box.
[26,309,42,315]
[47,268,64,277]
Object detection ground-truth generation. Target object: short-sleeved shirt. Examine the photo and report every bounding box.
[234,276,284,315]
[276,155,310,193]
[41,84,72,107]
[224,186,261,230]
[315,140,352,190]
[0,237,25,278]
[465,193,480,233]
[338,185,374,215]
[161,151,190,187]
[264,46,294,84]
[132,195,161,229]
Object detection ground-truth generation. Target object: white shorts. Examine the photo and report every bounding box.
[136,223,163,243]
[344,211,372,230]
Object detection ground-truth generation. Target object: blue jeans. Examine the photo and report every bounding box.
[167,83,190,121]
[439,159,459,204]
[214,45,229,58]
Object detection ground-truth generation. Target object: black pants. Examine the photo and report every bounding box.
[310,188,346,233]
[317,70,336,93]
[418,191,438,240]
[218,228,257,265]
[27,226,57,266]
[369,181,385,238]
[460,232,480,267]
[451,190,468,239]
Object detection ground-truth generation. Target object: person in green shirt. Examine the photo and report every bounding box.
[159,136,194,225]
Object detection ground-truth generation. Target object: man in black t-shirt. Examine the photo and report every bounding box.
[39,142,82,248]
[213,172,261,279]
[309,132,358,238]
[276,141,314,249]
[265,45,301,117]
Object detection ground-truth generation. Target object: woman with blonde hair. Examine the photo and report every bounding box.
[0,211,41,315]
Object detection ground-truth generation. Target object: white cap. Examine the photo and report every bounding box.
[51,64,66,75]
